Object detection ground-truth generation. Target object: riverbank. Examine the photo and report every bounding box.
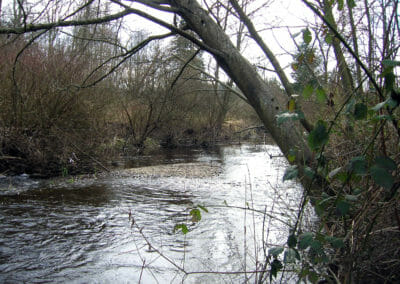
[0,126,270,179]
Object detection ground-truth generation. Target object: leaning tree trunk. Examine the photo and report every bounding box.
[169,0,319,190]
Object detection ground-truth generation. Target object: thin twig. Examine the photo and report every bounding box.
[170,48,201,90]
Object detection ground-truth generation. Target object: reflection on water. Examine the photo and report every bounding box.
[0,144,304,283]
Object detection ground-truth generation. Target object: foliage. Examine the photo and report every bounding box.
[279,54,399,281]
[173,205,208,234]
[281,28,400,284]
[291,42,323,94]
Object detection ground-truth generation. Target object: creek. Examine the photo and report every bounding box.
[0,144,305,283]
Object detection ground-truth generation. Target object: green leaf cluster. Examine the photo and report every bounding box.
[267,231,346,282]
[174,205,209,235]
[345,155,396,190]
[303,28,312,44]
[308,120,329,151]
[173,224,189,234]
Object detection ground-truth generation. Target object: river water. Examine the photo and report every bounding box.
[0,144,305,283]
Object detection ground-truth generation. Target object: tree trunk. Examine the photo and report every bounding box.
[322,0,354,94]
[170,0,317,186]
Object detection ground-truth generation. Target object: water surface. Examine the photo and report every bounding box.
[0,144,303,283]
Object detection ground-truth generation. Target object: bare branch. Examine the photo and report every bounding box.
[109,0,225,57]
[173,55,249,104]
[0,9,132,34]
[59,30,128,52]
[81,32,174,88]
[16,0,27,29]
[170,48,201,90]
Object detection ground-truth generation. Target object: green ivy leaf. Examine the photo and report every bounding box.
[336,200,350,216]
[303,28,312,44]
[296,109,305,120]
[387,97,398,109]
[190,208,202,222]
[330,238,344,249]
[283,165,298,182]
[326,236,345,249]
[374,156,397,171]
[303,84,314,99]
[347,156,367,175]
[338,0,344,10]
[174,224,189,234]
[314,201,325,217]
[384,72,395,92]
[325,33,333,44]
[354,103,367,120]
[316,87,327,103]
[336,172,348,183]
[269,246,284,257]
[308,270,319,283]
[287,234,297,248]
[304,166,315,179]
[310,239,323,252]
[270,259,283,281]
[284,248,299,263]
[347,0,356,8]
[370,165,394,190]
[307,120,329,151]
[298,232,314,250]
